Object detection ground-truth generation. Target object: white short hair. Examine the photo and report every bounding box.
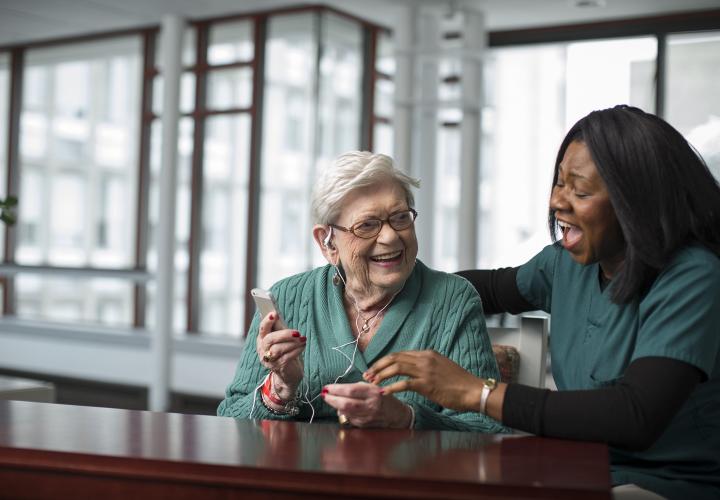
[311,151,420,224]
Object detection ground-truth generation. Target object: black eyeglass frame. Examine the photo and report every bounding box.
[329,208,418,239]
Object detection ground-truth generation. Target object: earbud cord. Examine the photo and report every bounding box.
[299,263,400,421]
[330,263,399,383]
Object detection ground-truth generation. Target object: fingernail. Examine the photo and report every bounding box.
[299,336,307,342]
[292,331,300,338]
[268,313,274,320]
[379,388,385,395]
[321,387,328,395]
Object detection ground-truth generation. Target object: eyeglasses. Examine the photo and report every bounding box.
[329,208,418,239]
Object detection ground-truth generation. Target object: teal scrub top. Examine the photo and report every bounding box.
[517,244,720,500]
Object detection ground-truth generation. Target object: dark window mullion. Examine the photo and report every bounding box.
[2,48,24,316]
[655,33,666,119]
[133,29,157,329]
[360,26,377,151]
[242,15,267,336]
[187,23,209,334]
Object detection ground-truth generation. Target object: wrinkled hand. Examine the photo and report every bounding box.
[321,382,412,429]
[256,312,306,398]
[364,350,483,412]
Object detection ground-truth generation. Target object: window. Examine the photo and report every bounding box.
[257,13,319,290]
[207,20,254,65]
[372,31,394,155]
[0,7,397,337]
[18,36,141,269]
[13,37,142,325]
[145,118,194,332]
[665,31,720,180]
[206,67,253,110]
[257,12,364,290]
[478,37,657,268]
[15,274,134,326]
[199,114,251,336]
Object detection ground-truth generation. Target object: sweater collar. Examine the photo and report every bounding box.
[325,261,423,372]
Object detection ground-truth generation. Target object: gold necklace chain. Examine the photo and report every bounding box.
[346,290,397,335]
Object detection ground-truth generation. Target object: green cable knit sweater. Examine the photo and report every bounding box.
[217,260,507,432]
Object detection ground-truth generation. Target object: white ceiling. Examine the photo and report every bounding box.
[0,0,718,47]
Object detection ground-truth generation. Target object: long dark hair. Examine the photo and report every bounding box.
[549,105,720,303]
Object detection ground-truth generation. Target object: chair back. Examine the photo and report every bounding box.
[488,315,548,388]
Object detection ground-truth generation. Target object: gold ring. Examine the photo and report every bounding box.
[338,414,350,426]
[262,350,273,362]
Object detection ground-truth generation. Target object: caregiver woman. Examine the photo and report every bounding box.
[366,106,720,500]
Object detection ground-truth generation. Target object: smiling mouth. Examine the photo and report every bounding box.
[370,250,403,263]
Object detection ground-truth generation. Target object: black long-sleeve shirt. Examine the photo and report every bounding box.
[456,267,703,451]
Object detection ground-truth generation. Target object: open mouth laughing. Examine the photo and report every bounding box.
[558,220,582,249]
[370,250,403,264]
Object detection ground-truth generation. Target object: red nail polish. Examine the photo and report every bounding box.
[379,388,385,395]
[268,313,274,320]
[299,336,307,342]
[321,388,328,395]
[292,331,300,338]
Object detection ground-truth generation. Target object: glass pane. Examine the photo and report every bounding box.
[438,58,461,102]
[373,121,393,156]
[317,13,363,158]
[375,31,395,75]
[153,71,195,115]
[665,31,720,180]
[258,12,364,290]
[145,117,193,332]
[0,53,9,258]
[207,67,252,110]
[257,13,318,290]
[434,123,461,272]
[15,274,134,327]
[479,37,657,269]
[374,78,394,117]
[199,114,251,337]
[48,172,85,264]
[208,20,254,65]
[565,37,657,125]
[17,37,142,269]
[17,168,43,263]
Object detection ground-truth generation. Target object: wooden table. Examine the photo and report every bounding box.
[0,400,610,499]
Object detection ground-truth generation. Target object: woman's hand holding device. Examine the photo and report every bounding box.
[252,288,306,400]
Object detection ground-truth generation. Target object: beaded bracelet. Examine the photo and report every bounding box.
[260,373,300,416]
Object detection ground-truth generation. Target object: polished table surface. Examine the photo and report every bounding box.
[0,400,611,499]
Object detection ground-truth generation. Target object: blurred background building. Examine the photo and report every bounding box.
[1,0,719,413]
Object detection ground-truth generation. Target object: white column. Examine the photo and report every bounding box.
[413,9,440,266]
[151,15,184,412]
[457,10,486,270]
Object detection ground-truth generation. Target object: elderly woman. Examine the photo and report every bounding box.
[218,151,505,431]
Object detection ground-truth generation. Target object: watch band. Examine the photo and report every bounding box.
[480,378,497,414]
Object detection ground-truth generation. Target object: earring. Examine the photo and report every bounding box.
[333,272,342,286]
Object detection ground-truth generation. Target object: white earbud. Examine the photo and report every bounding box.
[323,227,334,249]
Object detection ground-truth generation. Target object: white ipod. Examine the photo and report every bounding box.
[250,288,288,329]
